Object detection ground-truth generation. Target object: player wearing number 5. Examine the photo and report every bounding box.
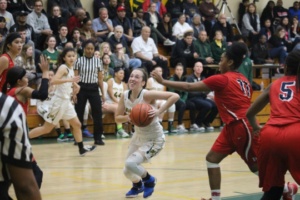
[152,42,260,200]
[247,51,300,200]
[115,68,179,198]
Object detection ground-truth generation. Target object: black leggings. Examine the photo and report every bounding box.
[261,187,284,200]
[175,100,195,125]
[75,83,103,141]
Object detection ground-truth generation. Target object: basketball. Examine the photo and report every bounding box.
[130,103,154,127]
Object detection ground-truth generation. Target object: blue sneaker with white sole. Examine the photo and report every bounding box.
[143,176,156,198]
[125,184,144,198]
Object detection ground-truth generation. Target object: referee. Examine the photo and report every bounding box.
[0,92,41,200]
[74,39,105,145]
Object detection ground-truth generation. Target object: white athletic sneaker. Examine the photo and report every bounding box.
[117,129,130,138]
[206,126,214,131]
[283,182,298,200]
[190,123,205,132]
[163,39,175,46]
[177,125,188,133]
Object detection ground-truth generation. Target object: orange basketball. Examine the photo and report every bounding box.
[130,103,154,127]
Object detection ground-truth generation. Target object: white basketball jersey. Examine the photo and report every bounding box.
[148,77,164,91]
[54,64,74,99]
[106,79,124,103]
[124,89,163,138]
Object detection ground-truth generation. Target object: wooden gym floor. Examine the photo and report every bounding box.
[9,130,299,200]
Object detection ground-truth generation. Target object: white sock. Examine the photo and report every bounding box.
[211,189,221,200]
[283,183,288,193]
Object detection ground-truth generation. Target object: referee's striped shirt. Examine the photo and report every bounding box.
[0,93,33,182]
[74,56,103,84]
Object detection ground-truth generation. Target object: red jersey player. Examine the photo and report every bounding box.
[247,51,299,200]
[152,42,259,200]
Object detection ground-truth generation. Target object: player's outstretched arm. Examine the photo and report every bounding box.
[115,94,130,124]
[151,71,210,92]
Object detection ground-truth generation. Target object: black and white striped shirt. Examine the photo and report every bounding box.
[0,93,32,182]
[74,56,103,84]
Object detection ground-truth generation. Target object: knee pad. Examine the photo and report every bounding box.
[124,152,146,177]
[123,167,141,182]
[206,161,220,168]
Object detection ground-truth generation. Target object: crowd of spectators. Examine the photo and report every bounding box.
[0,0,299,136]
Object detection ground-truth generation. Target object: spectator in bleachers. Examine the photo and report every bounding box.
[210,30,227,64]
[259,18,274,40]
[251,34,274,64]
[42,35,59,71]
[291,16,300,39]
[132,7,146,37]
[238,0,250,29]
[71,27,83,56]
[182,0,199,23]
[102,53,114,81]
[112,42,140,82]
[274,0,289,22]
[195,30,214,65]
[27,0,52,50]
[170,30,198,71]
[186,62,217,131]
[172,13,192,39]
[233,35,253,84]
[211,13,234,44]
[288,1,300,20]
[107,25,130,54]
[131,26,169,78]
[241,3,260,45]
[165,0,182,20]
[107,0,118,20]
[0,16,8,40]
[99,42,115,69]
[111,43,131,69]
[260,0,276,25]
[14,43,39,85]
[118,0,133,19]
[48,5,67,37]
[280,16,291,41]
[157,13,174,41]
[67,7,86,35]
[191,14,205,39]
[144,2,175,46]
[92,7,113,43]
[80,18,99,47]
[103,67,130,137]
[198,0,219,36]
[6,0,24,15]
[143,0,166,17]
[168,63,188,132]
[93,0,108,18]
[9,10,35,42]
[16,26,42,76]
[0,0,14,29]
[147,66,177,133]
[268,26,289,67]
[47,0,84,18]
[112,5,133,42]
[55,24,68,50]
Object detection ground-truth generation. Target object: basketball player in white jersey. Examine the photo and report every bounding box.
[103,67,129,137]
[115,68,179,198]
[30,48,97,156]
[146,66,177,133]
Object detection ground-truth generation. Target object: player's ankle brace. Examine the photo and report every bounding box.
[206,161,220,168]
